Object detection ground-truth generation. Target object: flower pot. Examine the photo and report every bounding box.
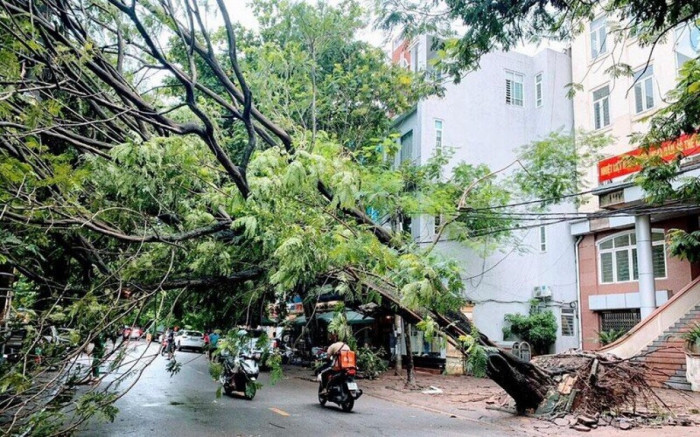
[685,341,700,392]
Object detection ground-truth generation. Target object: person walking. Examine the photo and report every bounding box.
[203,330,210,356]
[166,327,177,360]
[208,330,220,361]
[161,327,171,356]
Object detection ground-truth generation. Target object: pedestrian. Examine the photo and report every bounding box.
[203,330,210,356]
[161,327,171,356]
[208,330,220,361]
[166,326,177,360]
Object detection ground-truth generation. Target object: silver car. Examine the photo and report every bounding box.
[176,330,204,352]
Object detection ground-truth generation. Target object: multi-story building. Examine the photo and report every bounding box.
[392,35,580,360]
[569,15,700,389]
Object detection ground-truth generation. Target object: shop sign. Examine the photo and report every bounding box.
[599,189,625,207]
[598,133,700,183]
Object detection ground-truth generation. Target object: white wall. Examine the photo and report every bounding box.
[571,17,693,211]
[394,42,580,352]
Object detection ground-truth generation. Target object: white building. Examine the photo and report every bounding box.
[568,13,700,355]
[393,36,580,353]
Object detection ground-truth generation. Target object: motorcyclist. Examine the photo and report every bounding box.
[318,335,350,394]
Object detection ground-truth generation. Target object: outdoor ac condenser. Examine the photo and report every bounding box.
[533,285,552,299]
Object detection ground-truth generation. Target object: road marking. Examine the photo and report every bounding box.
[269,407,290,417]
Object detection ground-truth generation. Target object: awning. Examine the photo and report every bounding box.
[292,315,306,326]
[316,311,374,325]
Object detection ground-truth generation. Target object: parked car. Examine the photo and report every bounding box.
[176,330,204,352]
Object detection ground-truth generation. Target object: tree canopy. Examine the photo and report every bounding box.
[0,0,697,434]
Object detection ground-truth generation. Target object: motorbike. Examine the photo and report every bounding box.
[315,352,363,412]
[219,348,261,400]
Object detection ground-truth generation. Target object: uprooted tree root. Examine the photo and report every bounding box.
[494,351,672,418]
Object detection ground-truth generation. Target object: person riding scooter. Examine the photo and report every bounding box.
[318,335,350,394]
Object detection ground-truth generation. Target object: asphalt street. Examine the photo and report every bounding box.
[78,342,525,437]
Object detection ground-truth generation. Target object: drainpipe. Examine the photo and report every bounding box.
[574,236,584,350]
[635,214,656,319]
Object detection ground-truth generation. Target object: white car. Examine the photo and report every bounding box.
[176,330,204,352]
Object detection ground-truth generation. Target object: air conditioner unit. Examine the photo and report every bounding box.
[533,285,552,300]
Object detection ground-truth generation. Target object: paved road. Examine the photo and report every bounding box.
[79,343,525,436]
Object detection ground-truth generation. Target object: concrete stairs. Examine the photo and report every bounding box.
[633,305,700,390]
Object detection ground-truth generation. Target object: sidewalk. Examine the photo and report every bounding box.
[286,365,700,435]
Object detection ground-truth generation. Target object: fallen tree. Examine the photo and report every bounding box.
[0,1,691,434]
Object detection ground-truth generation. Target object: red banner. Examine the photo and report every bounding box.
[598,133,700,183]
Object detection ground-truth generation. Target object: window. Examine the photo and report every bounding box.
[399,130,413,164]
[561,308,575,336]
[505,70,524,106]
[600,310,640,333]
[539,225,546,252]
[409,43,419,73]
[434,119,443,151]
[535,73,543,107]
[434,214,442,235]
[590,16,608,59]
[634,66,654,113]
[598,230,666,284]
[674,24,700,73]
[592,85,610,130]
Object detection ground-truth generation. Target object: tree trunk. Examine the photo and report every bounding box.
[403,319,416,388]
[372,287,552,412]
[394,315,402,375]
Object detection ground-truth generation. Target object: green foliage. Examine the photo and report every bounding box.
[682,323,700,345]
[356,346,388,379]
[514,131,609,206]
[597,329,627,346]
[75,392,119,423]
[327,303,356,348]
[166,359,182,376]
[377,0,698,76]
[458,326,487,378]
[209,362,224,381]
[503,307,558,355]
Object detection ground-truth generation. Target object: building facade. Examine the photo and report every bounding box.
[392,35,580,353]
[569,15,700,350]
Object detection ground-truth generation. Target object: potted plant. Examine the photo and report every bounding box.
[683,323,700,392]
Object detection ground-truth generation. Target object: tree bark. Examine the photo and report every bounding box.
[403,319,416,388]
[394,315,402,375]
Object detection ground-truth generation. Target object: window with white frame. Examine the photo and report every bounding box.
[634,66,655,113]
[674,25,700,73]
[505,70,524,106]
[434,119,443,151]
[539,225,547,252]
[598,230,666,284]
[561,308,575,336]
[592,85,611,130]
[535,73,543,107]
[590,16,608,59]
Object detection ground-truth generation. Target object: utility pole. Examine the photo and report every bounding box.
[394,315,402,374]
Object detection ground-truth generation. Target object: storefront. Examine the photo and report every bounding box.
[571,137,700,350]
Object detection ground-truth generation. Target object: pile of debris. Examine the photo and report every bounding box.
[489,351,696,431]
